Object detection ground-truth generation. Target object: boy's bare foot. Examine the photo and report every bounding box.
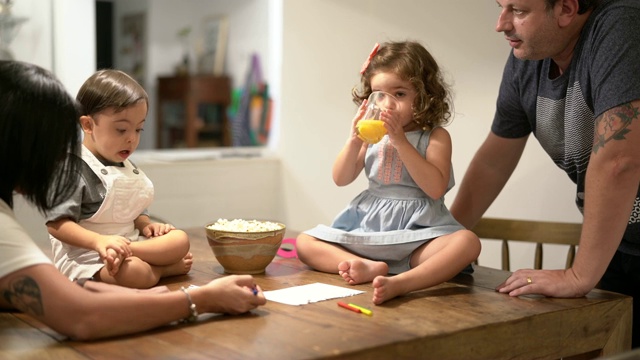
[161,252,193,277]
[338,259,388,285]
[372,276,405,305]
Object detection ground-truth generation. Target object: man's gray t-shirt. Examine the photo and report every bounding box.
[491,0,640,254]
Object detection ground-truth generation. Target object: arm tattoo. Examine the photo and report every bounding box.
[2,276,44,316]
[593,103,639,154]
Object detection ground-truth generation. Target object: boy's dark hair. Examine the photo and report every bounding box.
[77,69,148,116]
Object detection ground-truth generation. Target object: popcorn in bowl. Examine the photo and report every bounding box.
[205,219,286,274]
[207,218,284,232]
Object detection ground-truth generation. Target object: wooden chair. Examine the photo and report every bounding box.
[471,217,582,271]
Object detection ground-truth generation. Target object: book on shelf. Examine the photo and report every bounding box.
[198,15,229,76]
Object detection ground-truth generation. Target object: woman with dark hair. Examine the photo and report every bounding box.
[0,61,266,340]
[0,61,81,211]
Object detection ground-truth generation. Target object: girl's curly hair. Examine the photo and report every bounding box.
[352,41,453,129]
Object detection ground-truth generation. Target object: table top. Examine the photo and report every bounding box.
[1,228,632,359]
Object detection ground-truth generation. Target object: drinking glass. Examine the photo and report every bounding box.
[356,91,398,144]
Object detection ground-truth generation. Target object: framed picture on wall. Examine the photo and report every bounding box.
[197,15,229,76]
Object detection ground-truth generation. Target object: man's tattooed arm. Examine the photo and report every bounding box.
[2,276,44,316]
[593,102,639,153]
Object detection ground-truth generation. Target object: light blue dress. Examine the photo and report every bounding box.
[303,130,464,273]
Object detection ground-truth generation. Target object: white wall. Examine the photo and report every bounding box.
[11,0,52,69]
[10,0,583,270]
[134,154,284,228]
[12,0,94,94]
[52,0,96,94]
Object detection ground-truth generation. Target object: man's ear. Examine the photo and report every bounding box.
[558,0,580,27]
[79,115,93,133]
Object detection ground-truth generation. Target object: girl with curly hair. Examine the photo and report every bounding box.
[296,41,480,305]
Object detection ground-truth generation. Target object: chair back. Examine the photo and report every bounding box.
[471,217,582,271]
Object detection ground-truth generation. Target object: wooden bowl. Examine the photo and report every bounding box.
[205,221,286,274]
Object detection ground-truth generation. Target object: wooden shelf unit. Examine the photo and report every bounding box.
[156,75,232,148]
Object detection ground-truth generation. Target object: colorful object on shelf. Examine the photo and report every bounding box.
[230,53,273,146]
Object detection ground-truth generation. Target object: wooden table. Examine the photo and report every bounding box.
[1,228,632,359]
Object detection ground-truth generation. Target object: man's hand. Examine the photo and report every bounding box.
[495,268,590,298]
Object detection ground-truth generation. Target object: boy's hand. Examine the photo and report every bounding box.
[95,235,132,260]
[103,248,124,276]
[142,223,176,238]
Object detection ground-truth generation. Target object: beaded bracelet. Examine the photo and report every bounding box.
[180,286,199,323]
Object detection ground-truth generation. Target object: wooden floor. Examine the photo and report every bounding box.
[0,228,632,359]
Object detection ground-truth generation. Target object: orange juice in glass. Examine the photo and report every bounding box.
[356,91,398,144]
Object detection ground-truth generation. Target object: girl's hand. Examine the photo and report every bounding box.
[143,223,176,237]
[380,109,409,146]
[350,100,368,143]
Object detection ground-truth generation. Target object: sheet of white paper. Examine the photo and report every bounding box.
[264,282,364,306]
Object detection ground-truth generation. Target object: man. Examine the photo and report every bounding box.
[450,0,640,347]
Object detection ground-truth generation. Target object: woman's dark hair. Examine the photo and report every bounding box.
[0,61,81,212]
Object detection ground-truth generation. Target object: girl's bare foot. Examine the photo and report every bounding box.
[338,259,388,285]
[372,275,405,305]
[161,252,193,277]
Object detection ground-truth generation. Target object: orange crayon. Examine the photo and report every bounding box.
[337,301,361,314]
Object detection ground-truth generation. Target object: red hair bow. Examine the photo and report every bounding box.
[359,43,380,75]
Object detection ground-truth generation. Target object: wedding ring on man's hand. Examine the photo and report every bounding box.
[526,277,532,284]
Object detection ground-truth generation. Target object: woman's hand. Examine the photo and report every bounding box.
[195,275,267,315]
